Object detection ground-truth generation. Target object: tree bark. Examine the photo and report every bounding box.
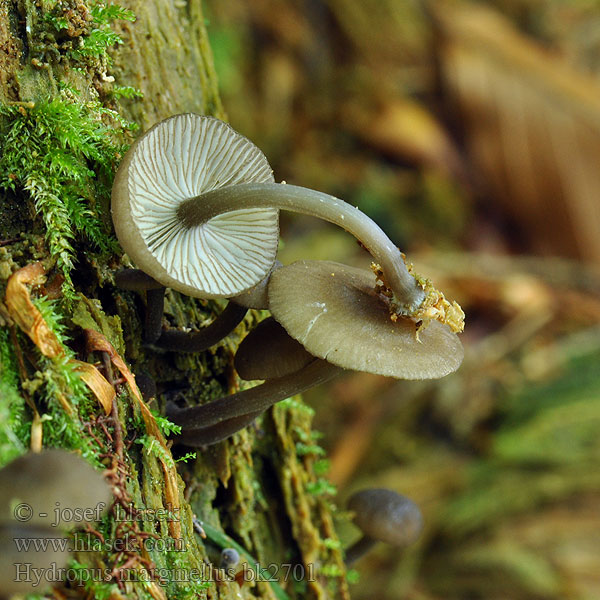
[0,2,349,599]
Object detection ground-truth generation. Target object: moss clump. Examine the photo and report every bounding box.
[0,95,132,295]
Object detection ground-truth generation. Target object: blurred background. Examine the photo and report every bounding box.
[204,1,600,598]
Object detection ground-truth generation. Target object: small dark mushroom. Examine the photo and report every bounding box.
[219,547,240,574]
[0,450,111,598]
[345,488,423,565]
[0,524,71,598]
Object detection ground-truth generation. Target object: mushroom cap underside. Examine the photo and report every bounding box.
[112,113,279,298]
[268,260,464,379]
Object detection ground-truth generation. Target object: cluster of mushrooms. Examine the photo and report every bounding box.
[112,113,465,447]
[0,450,110,598]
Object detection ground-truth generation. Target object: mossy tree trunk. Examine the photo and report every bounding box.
[0,2,349,599]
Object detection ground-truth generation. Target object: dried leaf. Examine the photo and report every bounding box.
[73,360,115,415]
[4,264,115,415]
[5,263,63,358]
[83,329,182,538]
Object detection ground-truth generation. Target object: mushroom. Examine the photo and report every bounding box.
[268,260,463,379]
[168,259,463,445]
[345,488,423,565]
[0,449,111,530]
[167,317,342,446]
[112,113,280,299]
[219,547,240,575]
[112,113,445,316]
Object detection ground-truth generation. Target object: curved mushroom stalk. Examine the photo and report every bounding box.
[115,268,248,351]
[345,489,423,566]
[168,358,342,445]
[344,535,379,567]
[154,302,247,353]
[167,318,342,445]
[177,181,425,314]
[174,409,264,447]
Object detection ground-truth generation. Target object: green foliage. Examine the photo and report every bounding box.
[295,442,327,457]
[0,96,128,294]
[313,458,331,475]
[175,451,197,463]
[29,297,100,461]
[112,85,145,100]
[306,478,337,497]
[136,435,175,469]
[0,329,27,466]
[68,2,135,61]
[152,412,182,437]
[90,3,136,26]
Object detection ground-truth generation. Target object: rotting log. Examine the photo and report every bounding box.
[0,2,349,598]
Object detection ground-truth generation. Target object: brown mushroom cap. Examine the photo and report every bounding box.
[112,113,279,298]
[268,260,463,379]
[0,450,111,530]
[234,317,315,380]
[347,488,423,547]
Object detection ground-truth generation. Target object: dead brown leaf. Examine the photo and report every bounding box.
[4,263,118,416]
[84,329,182,539]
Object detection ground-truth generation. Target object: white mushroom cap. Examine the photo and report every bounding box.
[268,260,464,379]
[112,114,279,298]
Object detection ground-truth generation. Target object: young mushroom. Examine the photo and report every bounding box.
[345,488,423,565]
[167,317,343,446]
[0,524,71,598]
[0,449,111,529]
[113,113,462,322]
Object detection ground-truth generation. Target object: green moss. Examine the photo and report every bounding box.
[0,328,27,466]
[0,95,131,295]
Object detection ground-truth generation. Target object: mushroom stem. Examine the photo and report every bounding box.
[177,183,426,313]
[114,269,165,291]
[145,287,166,343]
[155,302,247,352]
[175,409,263,447]
[344,535,378,566]
[115,268,248,351]
[168,358,342,432]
